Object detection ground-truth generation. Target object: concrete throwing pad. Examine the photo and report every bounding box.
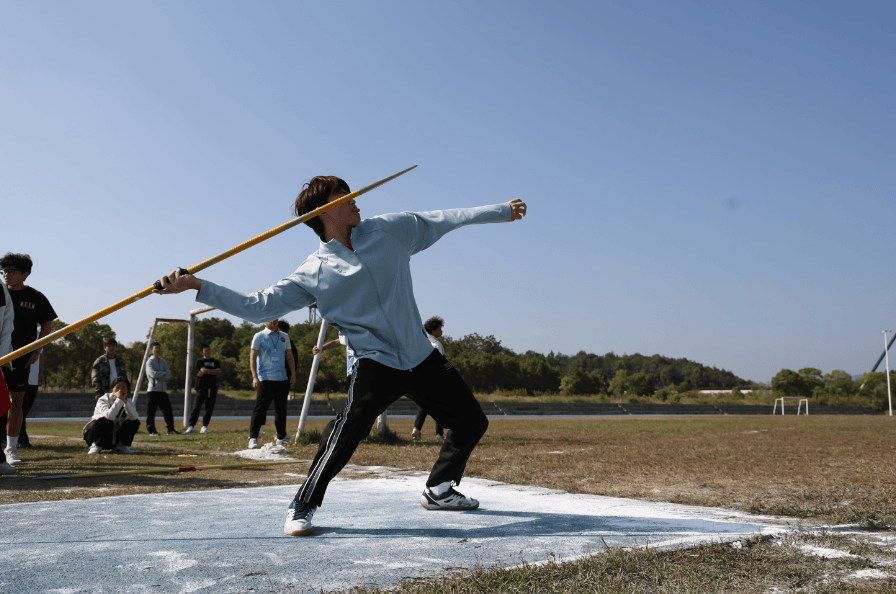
[1,476,791,593]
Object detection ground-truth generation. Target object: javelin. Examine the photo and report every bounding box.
[34,459,300,480]
[0,165,417,367]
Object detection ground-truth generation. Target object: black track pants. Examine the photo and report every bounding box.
[295,350,488,508]
[189,386,218,428]
[250,380,289,439]
[146,391,174,434]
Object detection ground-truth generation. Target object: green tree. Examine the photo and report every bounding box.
[798,367,824,403]
[822,370,857,405]
[560,367,592,395]
[43,320,115,389]
[771,369,811,399]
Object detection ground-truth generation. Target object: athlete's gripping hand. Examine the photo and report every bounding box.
[153,268,202,295]
[509,199,527,221]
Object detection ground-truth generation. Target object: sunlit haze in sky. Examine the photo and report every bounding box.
[2,1,894,383]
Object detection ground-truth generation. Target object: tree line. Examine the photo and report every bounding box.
[771,367,893,411]
[41,317,751,397]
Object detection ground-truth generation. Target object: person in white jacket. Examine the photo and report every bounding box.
[84,377,140,454]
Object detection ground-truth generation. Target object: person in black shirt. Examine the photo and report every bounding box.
[185,345,221,434]
[0,253,58,466]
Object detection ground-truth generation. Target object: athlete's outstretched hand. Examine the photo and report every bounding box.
[509,199,527,221]
[153,269,202,295]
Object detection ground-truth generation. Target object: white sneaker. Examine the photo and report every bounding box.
[0,461,16,475]
[88,443,102,455]
[248,438,259,449]
[420,485,479,510]
[199,426,209,434]
[284,500,316,536]
[184,426,195,434]
[275,436,291,446]
[410,428,422,441]
[112,443,134,454]
[4,446,22,465]
[435,434,445,443]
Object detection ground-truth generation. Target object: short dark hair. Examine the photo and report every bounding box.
[111,376,131,392]
[424,316,444,334]
[293,176,351,241]
[277,320,290,332]
[151,342,161,348]
[103,337,118,348]
[201,344,210,350]
[0,253,33,274]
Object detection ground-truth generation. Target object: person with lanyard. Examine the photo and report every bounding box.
[185,345,221,434]
[247,319,296,449]
[154,174,527,537]
[0,253,58,467]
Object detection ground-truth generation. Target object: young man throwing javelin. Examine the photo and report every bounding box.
[155,176,527,536]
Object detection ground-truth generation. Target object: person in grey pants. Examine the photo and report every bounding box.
[145,342,178,436]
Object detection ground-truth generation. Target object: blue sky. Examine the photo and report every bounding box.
[2,1,894,383]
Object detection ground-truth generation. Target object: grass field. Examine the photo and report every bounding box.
[4,415,895,592]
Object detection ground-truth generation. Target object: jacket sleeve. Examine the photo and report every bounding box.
[124,400,139,421]
[373,203,512,256]
[196,271,316,324]
[0,283,13,358]
[146,358,165,379]
[161,360,171,380]
[91,357,103,395]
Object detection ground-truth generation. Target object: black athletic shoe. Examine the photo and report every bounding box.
[284,500,316,536]
[167,429,181,435]
[18,441,32,449]
[420,486,480,510]
[148,431,160,437]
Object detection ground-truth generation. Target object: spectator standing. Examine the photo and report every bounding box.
[84,377,140,454]
[17,336,42,448]
[0,278,14,475]
[248,319,296,449]
[185,345,220,434]
[278,320,300,398]
[411,316,447,442]
[91,337,128,399]
[0,253,57,467]
[145,342,178,436]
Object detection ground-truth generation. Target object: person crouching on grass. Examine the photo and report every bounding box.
[154,175,527,537]
[84,377,140,455]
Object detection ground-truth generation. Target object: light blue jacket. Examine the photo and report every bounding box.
[146,357,171,392]
[196,204,512,370]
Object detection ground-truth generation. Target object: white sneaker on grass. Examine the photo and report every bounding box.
[184,426,195,434]
[275,436,291,446]
[284,500,316,536]
[420,486,479,510]
[199,426,208,434]
[112,443,134,454]
[88,443,102,455]
[410,428,422,441]
[5,446,22,465]
[248,438,259,449]
[0,461,16,475]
